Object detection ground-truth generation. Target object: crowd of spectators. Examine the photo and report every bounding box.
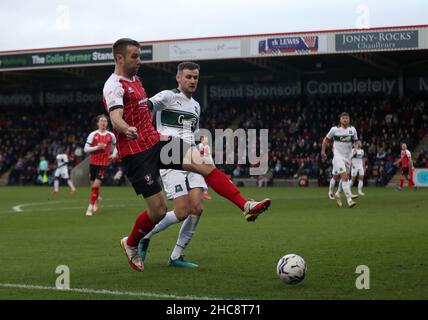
[1,94,428,187]
[3,104,121,186]
[200,95,428,186]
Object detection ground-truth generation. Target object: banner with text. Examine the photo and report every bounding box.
[0,46,153,70]
[0,90,103,106]
[304,78,399,96]
[169,40,241,60]
[335,30,419,51]
[405,76,428,94]
[250,34,326,56]
[209,83,301,100]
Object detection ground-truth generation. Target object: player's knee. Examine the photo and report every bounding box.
[190,203,203,216]
[174,205,189,221]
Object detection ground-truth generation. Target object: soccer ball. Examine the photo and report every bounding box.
[276,254,307,285]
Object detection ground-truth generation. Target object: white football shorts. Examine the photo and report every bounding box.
[332,157,351,176]
[54,167,69,179]
[351,165,364,177]
[160,169,207,200]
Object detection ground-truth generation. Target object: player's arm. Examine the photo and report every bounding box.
[321,127,335,160]
[148,90,174,111]
[407,151,414,168]
[104,82,137,140]
[84,132,105,153]
[394,157,402,166]
[109,134,118,159]
[109,108,138,140]
[321,137,331,160]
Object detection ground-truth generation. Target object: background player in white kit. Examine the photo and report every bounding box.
[138,62,208,268]
[351,141,365,196]
[321,112,358,208]
[51,147,76,194]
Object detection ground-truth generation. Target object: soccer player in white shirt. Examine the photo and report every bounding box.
[351,141,365,196]
[51,147,77,194]
[139,62,209,268]
[321,112,358,208]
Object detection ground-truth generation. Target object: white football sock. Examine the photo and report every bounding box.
[337,180,343,193]
[67,180,75,189]
[358,180,363,192]
[329,178,336,194]
[144,211,179,240]
[54,180,59,192]
[171,215,200,260]
[87,204,93,211]
[342,180,352,202]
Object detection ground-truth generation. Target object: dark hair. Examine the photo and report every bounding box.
[96,114,108,122]
[340,112,350,118]
[112,38,140,61]
[177,61,200,73]
[95,114,109,128]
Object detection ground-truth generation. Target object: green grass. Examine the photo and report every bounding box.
[0,186,427,300]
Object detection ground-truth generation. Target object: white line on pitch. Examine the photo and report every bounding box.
[0,283,230,300]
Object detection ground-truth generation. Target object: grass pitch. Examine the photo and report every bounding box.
[0,186,427,300]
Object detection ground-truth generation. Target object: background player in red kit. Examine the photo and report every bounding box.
[103,38,271,272]
[395,143,415,190]
[84,114,117,216]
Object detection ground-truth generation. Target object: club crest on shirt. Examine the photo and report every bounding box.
[144,174,154,185]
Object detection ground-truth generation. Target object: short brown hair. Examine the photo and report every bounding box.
[112,38,140,61]
[96,114,108,124]
[340,112,350,118]
[177,61,200,73]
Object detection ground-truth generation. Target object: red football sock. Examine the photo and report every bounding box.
[399,179,404,188]
[409,178,414,188]
[204,168,247,210]
[127,211,156,247]
[89,187,99,205]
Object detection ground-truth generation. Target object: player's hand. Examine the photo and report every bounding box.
[126,127,138,140]
[321,151,327,161]
[98,143,107,150]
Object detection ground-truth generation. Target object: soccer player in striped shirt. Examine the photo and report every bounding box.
[104,38,271,272]
[395,143,415,190]
[84,114,117,216]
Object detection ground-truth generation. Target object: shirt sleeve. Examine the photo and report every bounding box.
[326,127,335,139]
[353,128,358,141]
[104,81,125,112]
[406,150,412,159]
[110,132,117,146]
[85,132,95,146]
[194,103,200,134]
[149,90,174,111]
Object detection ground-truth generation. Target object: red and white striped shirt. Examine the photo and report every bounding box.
[85,130,116,166]
[401,149,412,168]
[103,74,160,158]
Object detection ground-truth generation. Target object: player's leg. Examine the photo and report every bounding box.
[62,169,76,193]
[138,170,190,260]
[358,171,365,196]
[52,178,60,194]
[121,191,168,272]
[407,168,415,189]
[169,173,206,268]
[180,144,270,221]
[92,166,106,213]
[328,175,337,199]
[340,170,356,208]
[398,170,405,190]
[86,176,102,216]
[120,151,169,272]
